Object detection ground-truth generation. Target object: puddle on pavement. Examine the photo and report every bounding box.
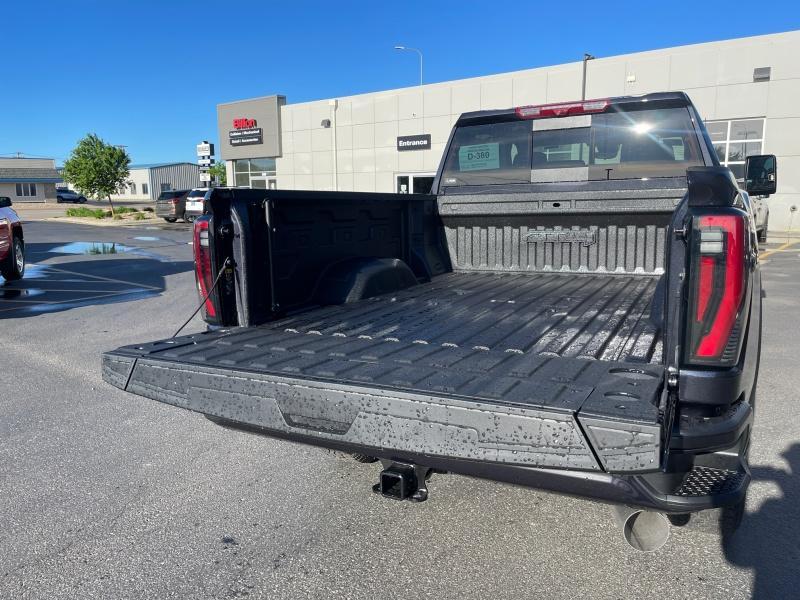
[2,258,162,315]
[49,242,135,255]
[15,289,161,316]
[132,236,160,241]
[47,241,172,262]
[0,288,45,299]
[18,264,49,279]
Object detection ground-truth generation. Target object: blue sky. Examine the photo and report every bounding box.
[2,1,798,165]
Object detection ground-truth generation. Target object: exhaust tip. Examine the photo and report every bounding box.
[621,510,671,552]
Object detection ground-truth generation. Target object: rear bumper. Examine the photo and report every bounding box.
[155,205,180,218]
[208,414,749,514]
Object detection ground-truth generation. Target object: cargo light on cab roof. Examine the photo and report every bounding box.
[515,99,610,119]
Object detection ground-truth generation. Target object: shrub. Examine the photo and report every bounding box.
[66,207,107,219]
[133,212,147,220]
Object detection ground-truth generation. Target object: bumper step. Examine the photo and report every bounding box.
[674,466,748,498]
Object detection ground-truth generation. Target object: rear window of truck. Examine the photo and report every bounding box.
[441,106,704,187]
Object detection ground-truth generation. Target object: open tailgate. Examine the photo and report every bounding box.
[103,326,666,473]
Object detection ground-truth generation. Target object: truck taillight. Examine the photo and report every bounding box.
[685,214,747,366]
[193,216,216,319]
[515,98,609,119]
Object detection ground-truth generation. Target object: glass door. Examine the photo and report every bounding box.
[250,176,268,189]
[396,173,436,194]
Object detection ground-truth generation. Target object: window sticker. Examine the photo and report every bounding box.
[459,143,500,171]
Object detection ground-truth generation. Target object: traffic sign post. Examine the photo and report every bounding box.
[196,140,216,187]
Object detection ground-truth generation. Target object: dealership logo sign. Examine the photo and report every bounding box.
[233,118,257,129]
[397,134,431,151]
[525,229,597,246]
[229,117,263,146]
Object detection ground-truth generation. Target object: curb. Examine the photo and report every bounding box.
[47,216,166,228]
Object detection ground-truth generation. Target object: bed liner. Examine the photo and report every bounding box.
[274,270,663,363]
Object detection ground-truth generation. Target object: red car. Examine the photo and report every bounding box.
[0,196,25,280]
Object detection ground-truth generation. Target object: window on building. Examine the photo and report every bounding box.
[130,183,137,194]
[160,183,172,192]
[705,118,765,181]
[15,183,37,197]
[233,158,276,187]
[142,183,149,195]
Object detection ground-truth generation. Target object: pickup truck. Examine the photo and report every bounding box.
[0,196,25,281]
[102,92,777,551]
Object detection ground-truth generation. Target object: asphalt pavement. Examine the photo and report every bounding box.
[1,221,799,599]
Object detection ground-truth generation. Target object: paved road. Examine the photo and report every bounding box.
[1,222,799,599]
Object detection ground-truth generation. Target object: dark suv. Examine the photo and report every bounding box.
[155,189,191,223]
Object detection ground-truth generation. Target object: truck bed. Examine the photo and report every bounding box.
[103,270,666,474]
[274,271,662,363]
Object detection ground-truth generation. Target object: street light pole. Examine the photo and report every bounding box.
[581,53,595,100]
[394,45,423,86]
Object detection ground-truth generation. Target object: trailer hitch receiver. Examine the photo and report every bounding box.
[373,463,431,502]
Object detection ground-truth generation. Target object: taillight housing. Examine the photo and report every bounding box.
[193,216,217,321]
[684,213,749,366]
[515,98,610,119]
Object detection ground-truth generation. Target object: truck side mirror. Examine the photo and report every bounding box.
[745,154,777,196]
[0,196,12,208]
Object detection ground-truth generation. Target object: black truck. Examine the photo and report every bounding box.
[103,92,777,551]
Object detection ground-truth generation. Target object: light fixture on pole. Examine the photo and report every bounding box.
[394,45,423,86]
[581,53,595,100]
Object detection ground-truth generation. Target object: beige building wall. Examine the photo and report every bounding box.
[110,168,152,202]
[0,182,55,202]
[274,30,800,231]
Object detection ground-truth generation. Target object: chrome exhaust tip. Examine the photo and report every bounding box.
[613,506,671,552]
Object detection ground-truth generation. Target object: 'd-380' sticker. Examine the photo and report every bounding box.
[458,143,500,171]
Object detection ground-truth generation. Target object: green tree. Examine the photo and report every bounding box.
[209,161,226,186]
[62,134,130,216]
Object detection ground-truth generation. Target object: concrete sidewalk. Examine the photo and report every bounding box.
[13,200,153,221]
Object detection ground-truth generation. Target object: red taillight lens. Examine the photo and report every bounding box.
[515,98,609,119]
[193,216,216,319]
[686,214,748,365]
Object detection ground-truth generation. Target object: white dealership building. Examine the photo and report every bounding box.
[217,30,800,232]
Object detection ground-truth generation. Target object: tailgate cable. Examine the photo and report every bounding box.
[171,257,233,338]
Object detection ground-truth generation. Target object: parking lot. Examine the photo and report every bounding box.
[1,219,799,600]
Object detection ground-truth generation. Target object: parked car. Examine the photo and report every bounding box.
[183,188,210,222]
[56,188,87,203]
[155,189,191,223]
[103,92,776,551]
[0,196,25,280]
